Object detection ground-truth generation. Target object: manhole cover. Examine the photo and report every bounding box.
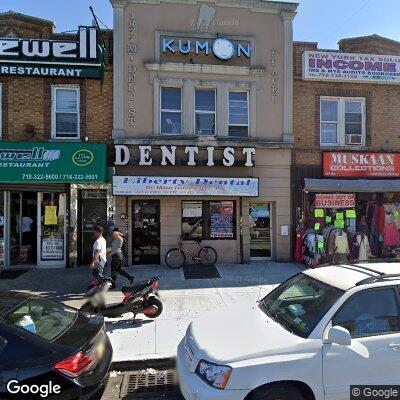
[120,369,183,399]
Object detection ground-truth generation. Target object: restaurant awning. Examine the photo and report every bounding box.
[304,178,400,193]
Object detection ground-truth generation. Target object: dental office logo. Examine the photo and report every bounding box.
[72,149,94,166]
[0,26,102,78]
[191,4,238,31]
[0,147,60,167]
[162,37,251,60]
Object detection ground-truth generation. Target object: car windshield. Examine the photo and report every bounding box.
[260,273,344,338]
[0,297,78,342]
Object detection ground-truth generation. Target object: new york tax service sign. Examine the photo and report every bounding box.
[0,142,108,183]
[303,51,400,84]
[113,176,259,197]
[0,27,102,78]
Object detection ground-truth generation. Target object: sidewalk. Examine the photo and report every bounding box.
[0,261,302,363]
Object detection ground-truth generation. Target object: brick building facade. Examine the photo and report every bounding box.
[0,12,114,268]
[292,34,400,262]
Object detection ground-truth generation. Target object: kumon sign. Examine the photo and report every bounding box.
[323,152,400,178]
[303,51,400,84]
[0,26,103,78]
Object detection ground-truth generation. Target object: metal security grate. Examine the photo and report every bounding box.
[120,369,183,399]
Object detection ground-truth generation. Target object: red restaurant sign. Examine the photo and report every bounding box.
[323,152,400,178]
[315,193,356,208]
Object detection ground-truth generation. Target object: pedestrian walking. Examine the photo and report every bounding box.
[111,228,134,286]
[90,226,107,278]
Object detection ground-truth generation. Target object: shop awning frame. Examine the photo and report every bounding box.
[304,178,400,193]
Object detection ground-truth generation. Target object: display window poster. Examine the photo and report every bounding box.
[41,238,64,260]
[315,193,356,208]
[210,201,235,239]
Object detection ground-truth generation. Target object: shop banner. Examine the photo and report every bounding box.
[323,152,400,178]
[303,51,400,84]
[315,194,356,208]
[0,142,108,183]
[113,176,259,197]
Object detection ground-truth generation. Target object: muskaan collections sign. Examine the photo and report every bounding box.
[323,152,400,178]
[0,142,108,183]
[113,176,259,197]
[303,51,400,84]
[0,27,102,78]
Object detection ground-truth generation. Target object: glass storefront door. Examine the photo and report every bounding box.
[3,191,66,267]
[39,192,66,267]
[132,200,160,265]
[249,202,272,259]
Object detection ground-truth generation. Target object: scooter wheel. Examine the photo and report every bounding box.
[143,297,163,318]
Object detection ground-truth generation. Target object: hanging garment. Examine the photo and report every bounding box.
[358,234,371,261]
[377,205,385,235]
[351,235,360,261]
[335,231,350,255]
[383,223,400,247]
[295,229,305,263]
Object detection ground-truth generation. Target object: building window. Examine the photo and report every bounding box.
[228,91,249,137]
[320,97,365,147]
[195,89,216,135]
[52,86,80,139]
[160,87,182,135]
[182,200,236,240]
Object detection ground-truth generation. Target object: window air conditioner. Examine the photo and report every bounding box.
[345,134,362,145]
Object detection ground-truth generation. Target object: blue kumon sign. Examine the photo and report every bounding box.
[162,37,251,60]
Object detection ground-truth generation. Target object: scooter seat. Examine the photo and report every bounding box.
[121,281,148,293]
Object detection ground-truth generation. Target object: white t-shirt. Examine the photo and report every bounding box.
[22,217,33,233]
[93,237,107,262]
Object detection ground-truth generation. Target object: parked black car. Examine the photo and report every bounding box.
[0,291,112,399]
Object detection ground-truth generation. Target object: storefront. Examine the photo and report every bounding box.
[0,142,108,267]
[295,151,400,266]
[113,144,291,264]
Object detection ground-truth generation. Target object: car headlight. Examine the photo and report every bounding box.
[195,360,232,390]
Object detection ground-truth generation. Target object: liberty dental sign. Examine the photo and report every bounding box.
[0,27,102,79]
[162,37,251,60]
[303,51,400,84]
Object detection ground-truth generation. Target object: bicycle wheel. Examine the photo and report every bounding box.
[198,246,218,267]
[165,248,186,269]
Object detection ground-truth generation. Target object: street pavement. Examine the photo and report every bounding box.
[0,261,301,363]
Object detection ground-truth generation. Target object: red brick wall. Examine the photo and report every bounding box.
[293,39,400,167]
[0,13,112,145]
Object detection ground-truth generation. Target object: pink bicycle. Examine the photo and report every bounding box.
[165,236,218,269]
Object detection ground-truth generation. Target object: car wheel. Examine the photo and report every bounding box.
[251,385,304,400]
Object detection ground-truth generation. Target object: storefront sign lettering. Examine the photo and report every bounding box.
[0,142,108,183]
[315,193,356,208]
[323,152,400,177]
[127,13,137,126]
[162,37,251,60]
[303,51,400,84]
[115,145,255,167]
[113,176,259,197]
[0,27,103,79]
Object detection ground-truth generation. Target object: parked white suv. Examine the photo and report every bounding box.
[177,263,400,400]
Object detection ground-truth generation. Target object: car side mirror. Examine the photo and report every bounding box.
[327,326,352,346]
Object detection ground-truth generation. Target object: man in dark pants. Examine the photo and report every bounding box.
[90,226,107,278]
[111,228,133,287]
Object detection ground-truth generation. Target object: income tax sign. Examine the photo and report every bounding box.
[303,51,400,84]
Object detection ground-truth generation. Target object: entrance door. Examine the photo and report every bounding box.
[249,202,272,259]
[132,201,160,265]
[80,190,108,265]
[39,192,66,267]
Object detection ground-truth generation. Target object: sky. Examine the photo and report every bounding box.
[1,0,400,49]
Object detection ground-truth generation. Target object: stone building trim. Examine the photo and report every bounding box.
[112,0,127,139]
[314,88,373,149]
[282,11,295,144]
